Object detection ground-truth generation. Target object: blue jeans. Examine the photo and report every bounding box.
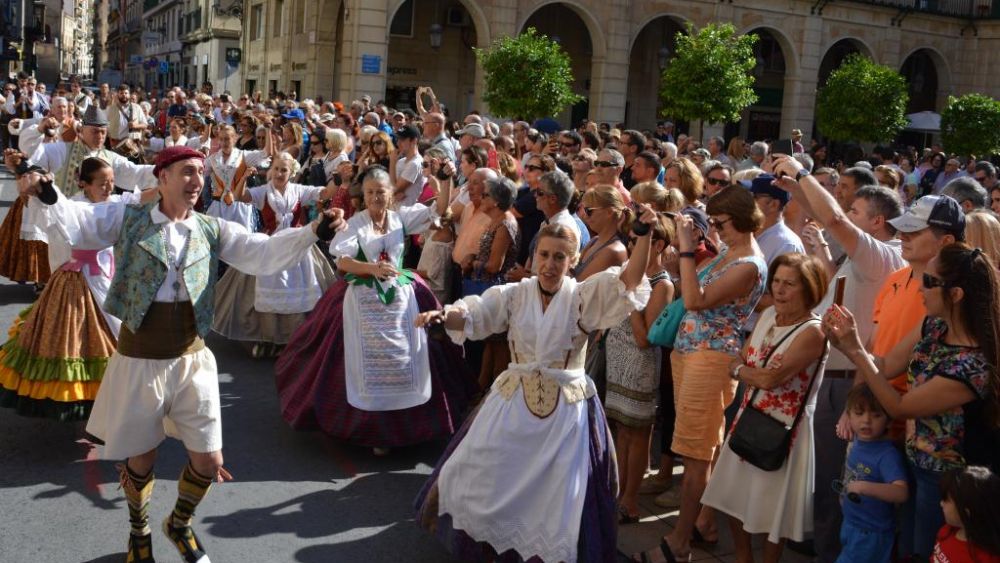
[836,520,894,563]
[900,461,944,560]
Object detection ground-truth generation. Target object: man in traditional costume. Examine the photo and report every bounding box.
[8,95,78,156]
[205,124,272,230]
[15,145,346,563]
[27,104,155,200]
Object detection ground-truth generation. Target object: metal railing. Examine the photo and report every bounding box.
[850,0,998,18]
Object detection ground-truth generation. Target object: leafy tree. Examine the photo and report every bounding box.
[658,23,758,140]
[815,53,909,143]
[939,93,1000,157]
[475,27,584,121]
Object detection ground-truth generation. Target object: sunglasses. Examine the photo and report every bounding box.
[706,177,730,187]
[583,206,604,217]
[975,175,988,183]
[593,160,616,168]
[373,140,385,145]
[708,217,732,229]
[922,272,949,289]
[534,190,551,198]
[525,164,545,172]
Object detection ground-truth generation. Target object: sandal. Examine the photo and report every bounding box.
[691,527,718,546]
[633,538,690,563]
[617,507,640,525]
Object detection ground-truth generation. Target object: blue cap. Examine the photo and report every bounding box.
[740,173,790,206]
[281,108,305,121]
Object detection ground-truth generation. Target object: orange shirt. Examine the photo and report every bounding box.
[872,266,926,440]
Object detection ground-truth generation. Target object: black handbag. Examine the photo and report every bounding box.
[727,319,826,472]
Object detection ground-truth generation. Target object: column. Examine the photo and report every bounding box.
[780,14,821,141]
[588,0,629,124]
[336,0,389,103]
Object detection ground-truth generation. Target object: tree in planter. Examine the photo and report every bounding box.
[939,93,1000,157]
[815,53,909,143]
[658,22,758,141]
[474,27,584,122]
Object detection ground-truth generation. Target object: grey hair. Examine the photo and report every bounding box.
[793,152,814,173]
[423,146,449,162]
[942,176,988,209]
[540,170,575,209]
[325,128,348,153]
[51,96,68,106]
[485,176,518,211]
[750,141,768,158]
[364,166,391,188]
[663,142,678,160]
[601,148,625,167]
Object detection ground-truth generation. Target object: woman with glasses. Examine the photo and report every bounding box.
[235,114,258,151]
[571,148,597,191]
[824,243,1000,561]
[574,185,629,281]
[358,131,394,172]
[635,186,767,563]
[512,154,554,267]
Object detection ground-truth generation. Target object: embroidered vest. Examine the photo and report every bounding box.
[104,202,221,337]
[55,141,115,197]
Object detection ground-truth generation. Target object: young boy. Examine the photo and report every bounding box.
[836,384,910,563]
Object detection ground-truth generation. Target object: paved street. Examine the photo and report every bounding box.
[0,172,813,563]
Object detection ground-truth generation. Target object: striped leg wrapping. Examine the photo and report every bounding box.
[119,463,155,537]
[171,463,213,528]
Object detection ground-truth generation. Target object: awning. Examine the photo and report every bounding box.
[905,111,940,132]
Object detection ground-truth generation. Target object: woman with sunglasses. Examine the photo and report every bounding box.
[358,131,394,173]
[235,114,259,151]
[574,184,629,281]
[636,185,767,563]
[823,243,1000,561]
[511,154,554,267]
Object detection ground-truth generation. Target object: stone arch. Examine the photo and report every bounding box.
[738,25,800,77]
[899,45,952,98]
[628,13,689,54]
[516,0,608,60]
[820,36,875,61]
[386,0,492,48]
[624,14,688,129]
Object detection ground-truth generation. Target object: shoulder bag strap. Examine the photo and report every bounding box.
[743,318,819,409]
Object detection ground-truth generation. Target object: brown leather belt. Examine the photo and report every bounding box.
[117,301,205,359]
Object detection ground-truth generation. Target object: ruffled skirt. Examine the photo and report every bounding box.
[0,270,116,421]
[414,396,619,562]
[274,277,474,447]
[0,195,50,283]
[212,246,335,344]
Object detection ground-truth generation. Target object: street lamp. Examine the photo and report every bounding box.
[657,45,670,70]
[429,23,443,49]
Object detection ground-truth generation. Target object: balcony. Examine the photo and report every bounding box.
[848,0,999,18]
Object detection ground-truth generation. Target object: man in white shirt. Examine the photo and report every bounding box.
[107,84,147,147]
[11,96,77,156]
[14,145,346,563]
[5,76,48,119]
[772,155,906,563]
[390,124,426,206]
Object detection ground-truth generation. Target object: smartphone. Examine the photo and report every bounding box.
[833,276,847,306]
[771,138,794,156]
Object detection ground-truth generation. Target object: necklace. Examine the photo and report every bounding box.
[160,224,191,303]
[537,280,560,297]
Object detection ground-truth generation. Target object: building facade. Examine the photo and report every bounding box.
[105,0,143,85]
[178,0,242,93]
[240,0,1000,139]
[140,0,184,91]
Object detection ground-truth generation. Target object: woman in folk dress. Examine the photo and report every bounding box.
[275,164,472,455]
[412,207,657,563]
[212,152,337,356]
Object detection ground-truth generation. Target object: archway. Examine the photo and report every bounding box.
[625,15,685,131]
[520,3,595,127]
[726,27,790,143]
[385,0,483,115]
[814,38,870,142]
[900,49,941,113]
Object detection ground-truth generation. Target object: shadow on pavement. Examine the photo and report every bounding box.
[83,554,128,563]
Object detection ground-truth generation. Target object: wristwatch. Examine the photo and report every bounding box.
[730,363,744,381]
[795,168,810,181]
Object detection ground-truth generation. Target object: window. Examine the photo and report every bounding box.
[273,0,283,37]
[249,4,263,40]
[389,0,413,37]
[293,0,304,34]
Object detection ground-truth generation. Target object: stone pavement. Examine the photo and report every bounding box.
[0,170,816,563]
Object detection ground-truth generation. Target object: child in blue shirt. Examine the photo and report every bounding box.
[836,384,910,563]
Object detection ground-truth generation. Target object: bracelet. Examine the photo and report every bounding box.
[818,243,829,248]
[678,251,696,259]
